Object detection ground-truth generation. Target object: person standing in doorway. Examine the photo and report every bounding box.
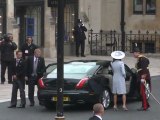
[133,46,151,111]
[73,19,87,57]
[110,51,128,111]
[0,33,17,84]
[8,50,26,108]
[21,36,38,60]
[25,48,45,106]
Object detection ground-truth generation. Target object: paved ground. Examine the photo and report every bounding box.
[0,54,160,103]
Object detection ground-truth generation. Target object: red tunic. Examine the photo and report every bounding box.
[135,55,151,110]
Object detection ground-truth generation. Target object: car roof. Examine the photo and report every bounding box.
[49,60,111,66]
[46,60,111,68]
[68,60,111,66]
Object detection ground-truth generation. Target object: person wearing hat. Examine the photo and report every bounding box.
[133,47,151,111]
[111,51,128,111]
[73,19,87,57]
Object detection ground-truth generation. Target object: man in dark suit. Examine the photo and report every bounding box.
[8,50,26,108]
[0,33,17,84]
[25,48,45,106]
[89,103,104,120]
[73,19,87,57]
[20,36,38,60]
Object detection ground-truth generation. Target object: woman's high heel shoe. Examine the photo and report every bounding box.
[122,106,128,111]
[113,106,118,111]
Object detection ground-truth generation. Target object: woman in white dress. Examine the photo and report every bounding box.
[111,51,128,111]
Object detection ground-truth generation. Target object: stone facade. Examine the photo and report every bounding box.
[126,0,160,31]
[5,0,160,58]
[80,0,160,32]
[43,0,56,58]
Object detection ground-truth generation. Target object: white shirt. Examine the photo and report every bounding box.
[95,115,102,120]
[34,56,38,62]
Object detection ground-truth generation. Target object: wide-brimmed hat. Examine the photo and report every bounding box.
[111,51,125,59]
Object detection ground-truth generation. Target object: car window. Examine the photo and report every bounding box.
[46,64,57,73]
[97,65,113,75]
[124,64,132,81]
[51,64,96,74]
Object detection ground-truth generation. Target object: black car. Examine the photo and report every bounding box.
[37,60,150,109]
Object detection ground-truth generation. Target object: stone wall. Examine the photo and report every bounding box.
[126,0,160,31]
[43,0,57,58]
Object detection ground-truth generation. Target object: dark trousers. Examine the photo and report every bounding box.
[28,76,37,105]
[76,40,85,56]
[1,61,12,83]
[11,80,26,106]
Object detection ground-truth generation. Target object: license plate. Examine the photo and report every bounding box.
[52,96,70,102]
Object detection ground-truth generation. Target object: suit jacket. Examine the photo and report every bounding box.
[73,25,87,42]
[21,43,38,59]
[12,58,26,79]
[0,41,17,62]
[26,56,46,80]
[89,116,101,120]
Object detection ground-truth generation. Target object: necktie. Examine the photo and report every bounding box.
[16,59,19,66]
[33,58,38,76]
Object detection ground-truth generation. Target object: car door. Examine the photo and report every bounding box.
[124,64,133,94]
[96,65,113,91]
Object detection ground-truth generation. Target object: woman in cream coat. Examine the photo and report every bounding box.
[111,51,128,111]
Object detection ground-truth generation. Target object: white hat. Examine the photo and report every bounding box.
[111,51,125,59]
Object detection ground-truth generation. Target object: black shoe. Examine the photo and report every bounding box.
[137,107,148,111]
[17,105,25,108]
[81,55,86,57]
[8,105,16,108]
[30,103,34,107]
[1,82,4,84]
[8,81,12,84]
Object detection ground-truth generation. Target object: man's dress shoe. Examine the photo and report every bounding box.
[8,105,16,108]
[30,103,34,107]
[17,105,25,108]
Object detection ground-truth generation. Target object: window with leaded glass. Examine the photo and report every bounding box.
[146,0,156,14]
[133,0,156,15]
[133,0,143,14]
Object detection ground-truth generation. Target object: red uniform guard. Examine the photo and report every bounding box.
[133,47,151,111]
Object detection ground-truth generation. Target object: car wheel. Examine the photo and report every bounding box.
[44,102,56,110]
[145,83,150,100]
[100,89,111,109]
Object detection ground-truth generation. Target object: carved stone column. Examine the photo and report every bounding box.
[43,0,57,59]
[6,0,14,33]
[6,0,19,49]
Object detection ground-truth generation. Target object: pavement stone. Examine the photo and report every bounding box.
[0,55,159,103]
